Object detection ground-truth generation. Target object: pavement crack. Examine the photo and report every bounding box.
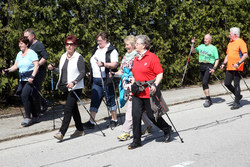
[179,112,250,132]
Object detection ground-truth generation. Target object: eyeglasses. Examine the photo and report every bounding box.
[66,43,75,46]
[97,40,104,43]
[135,42,143,46]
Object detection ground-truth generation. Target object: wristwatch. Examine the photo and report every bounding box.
[101,61,104,67]
[72,80,77,85]
[30,75,35,79]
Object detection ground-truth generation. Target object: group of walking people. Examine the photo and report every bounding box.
[2,29,48,126]
[191,27,248,110]
[2,27,248,149]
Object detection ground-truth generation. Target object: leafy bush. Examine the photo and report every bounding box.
[0,0,249,106]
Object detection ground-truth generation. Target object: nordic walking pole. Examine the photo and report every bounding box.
[32,84,63,128]
[18,104,25,118]
[72,90,106,137]
[110,70,123,124]
[181,38,195,86]
[235,67,250,92]
[94,57,113,126]
[2,67,25,118]
[146,81,184,143]
[210,69,234,100]
[51,68,55,129]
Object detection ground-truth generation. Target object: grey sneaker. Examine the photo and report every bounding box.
[203,100,212,108]
[231,102,240,110]
[70,130,85,138]
[21,118,32,127]
[54,132,64,141]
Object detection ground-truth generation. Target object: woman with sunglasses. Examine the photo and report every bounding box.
[48,35,85,141]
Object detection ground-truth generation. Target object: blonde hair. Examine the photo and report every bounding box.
[124,35,136,46]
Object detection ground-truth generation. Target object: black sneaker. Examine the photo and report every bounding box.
[41,105,48,113]
[82,120,95,129]
[128,141,142,150]
[108,120,118,129]
[231,102,240,110]
[163,126,172,143]
[203,100,212,108]
[31,117,40,124]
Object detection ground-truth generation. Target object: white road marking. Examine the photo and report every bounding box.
[170,161,195,167]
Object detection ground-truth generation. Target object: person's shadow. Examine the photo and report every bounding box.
[140,126,182,145]
[39,103,64,122]
[212,97,225,104]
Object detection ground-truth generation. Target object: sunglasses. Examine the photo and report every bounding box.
[66,43,75,46]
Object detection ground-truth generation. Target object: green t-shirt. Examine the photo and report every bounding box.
[195,44,219,64]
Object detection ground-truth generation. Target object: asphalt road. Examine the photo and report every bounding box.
[0,90,250,167]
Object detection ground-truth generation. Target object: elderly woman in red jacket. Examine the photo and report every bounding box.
[128,35,172,149]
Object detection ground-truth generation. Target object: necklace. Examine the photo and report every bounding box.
[67,54,72,59]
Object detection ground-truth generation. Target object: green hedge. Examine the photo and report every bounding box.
[0,0,249,106]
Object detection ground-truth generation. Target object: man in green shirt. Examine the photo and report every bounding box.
[191,34,219,107]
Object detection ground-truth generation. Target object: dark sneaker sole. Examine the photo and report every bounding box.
[128,145,142,150]
[83,126,95,129]
[231,106,240,110]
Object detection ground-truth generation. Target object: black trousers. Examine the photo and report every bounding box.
[132,96,170,143]
[200,63,213,90]
[21,81,38,118]
[224,70,241,103]
[59,89,83,136]
[32,68,47,114]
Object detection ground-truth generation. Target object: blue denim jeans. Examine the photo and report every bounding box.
[90,78,117,112]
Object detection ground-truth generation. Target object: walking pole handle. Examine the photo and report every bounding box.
[189,37,195,56]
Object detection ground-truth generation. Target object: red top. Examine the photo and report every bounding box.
[132,50,163,98]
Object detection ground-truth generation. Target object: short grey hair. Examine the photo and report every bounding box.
[205,34,212,40]
[230,27,240,37]
[24,28,36,37]
[136,35,151,50]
